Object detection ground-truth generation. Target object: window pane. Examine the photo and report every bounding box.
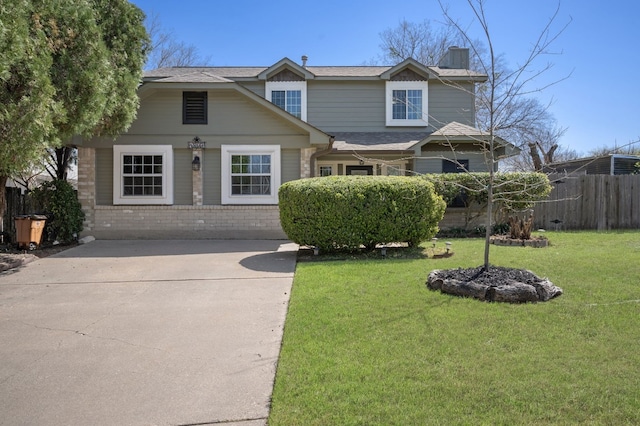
[229,153,272,196]
[272,91,286,109]
[407,90,422,119]
[286,90,302,118]
[320,166,332,176]
[392,90,407,119]
[121,152,164,197]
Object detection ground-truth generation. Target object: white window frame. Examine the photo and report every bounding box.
[113,145,173,205]
[265,81,307,121]
[221,145,281,205]
[385,81,428,127]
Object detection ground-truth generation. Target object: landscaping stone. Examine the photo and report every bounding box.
[427,266,563,303]
[490,235,549,248]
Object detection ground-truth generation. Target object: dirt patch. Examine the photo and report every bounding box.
[0,243,78,273]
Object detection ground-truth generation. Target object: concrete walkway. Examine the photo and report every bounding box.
[0,240,298,426]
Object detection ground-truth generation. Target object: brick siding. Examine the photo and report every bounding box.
[84,205,286,239]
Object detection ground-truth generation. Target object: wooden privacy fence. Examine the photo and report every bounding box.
[533,175,640,230]
[1,188,34,243]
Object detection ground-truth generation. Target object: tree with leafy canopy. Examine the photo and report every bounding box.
[0,0,149,232]
[0,0,60,223]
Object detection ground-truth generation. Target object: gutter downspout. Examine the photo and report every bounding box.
[309,135,335,177]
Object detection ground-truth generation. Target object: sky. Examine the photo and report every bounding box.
[130,0,640,156]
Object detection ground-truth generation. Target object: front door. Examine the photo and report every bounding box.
[346,165,374,175]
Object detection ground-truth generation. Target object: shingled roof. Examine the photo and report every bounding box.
[332,132,429,152]
[144,64,486,82]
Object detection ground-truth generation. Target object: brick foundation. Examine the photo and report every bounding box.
[84,205,286,240]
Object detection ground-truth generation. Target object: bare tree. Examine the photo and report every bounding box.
[437,0,571,269]
[379,19,461,65]
[145,11,211,69]
[379,16,571,172]
[502,114,578,171]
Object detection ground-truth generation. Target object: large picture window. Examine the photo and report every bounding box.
[113,145,173,205]
[221,145,280,204]
[265,81,307,121]
[385,81,428,126]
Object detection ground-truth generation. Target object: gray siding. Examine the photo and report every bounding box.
[95,148,113,205]
[428,82,475,127]
[203,149,222,205]
[239,81,264,98]
[414,151,490,174]
[306,80,476,132]
[89,89,311,150]
[173,149,193,205]
[281,149,301,183]
[307,81,386,132]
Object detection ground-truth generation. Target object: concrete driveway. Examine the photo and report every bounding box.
[0,240,298,426]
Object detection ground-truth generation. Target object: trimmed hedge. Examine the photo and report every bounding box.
[279,176,446,251]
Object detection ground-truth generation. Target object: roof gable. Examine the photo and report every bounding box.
[379,58,433,80]
[257,57,315,81]
[417,121,517,154]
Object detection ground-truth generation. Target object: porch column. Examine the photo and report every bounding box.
[77,147,95,235]
[301,147,315,178]
[192,148,203,206]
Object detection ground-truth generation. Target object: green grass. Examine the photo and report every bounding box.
[269,231,640,425]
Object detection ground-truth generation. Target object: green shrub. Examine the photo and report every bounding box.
[423,172,552,211]
[279,176,446,251]
[31,180,84,243]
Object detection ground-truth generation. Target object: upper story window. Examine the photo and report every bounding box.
[385,81,428,127]
[113,145,174,205]
[265,81,307,121]
[183,91,207,124]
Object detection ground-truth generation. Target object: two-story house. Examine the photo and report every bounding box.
[77,47,513,239]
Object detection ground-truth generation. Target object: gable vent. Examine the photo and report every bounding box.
[183,91,208,124]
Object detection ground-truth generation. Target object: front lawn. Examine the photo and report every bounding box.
[269,231,640,425]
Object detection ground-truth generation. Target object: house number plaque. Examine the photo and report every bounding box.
[188,136,206,149]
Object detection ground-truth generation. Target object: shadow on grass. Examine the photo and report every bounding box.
[297,245,430,262]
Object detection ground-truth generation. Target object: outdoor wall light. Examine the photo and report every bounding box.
[359,159,365,165]
[192,155,201,171]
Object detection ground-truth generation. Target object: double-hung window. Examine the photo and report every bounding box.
[221,145,280,204]
[265,81,307,121]
[385,81,428,126]
[113,145,173,205]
